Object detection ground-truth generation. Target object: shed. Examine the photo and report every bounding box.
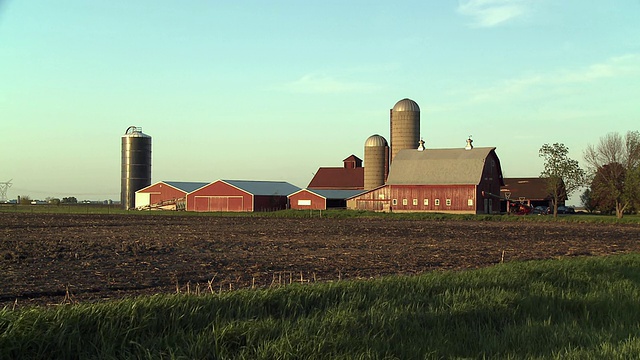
[135,181,208,210]
[347,147,504,214]
[289,189,365,210]
[500,177,563,212]
[186,180,300,212]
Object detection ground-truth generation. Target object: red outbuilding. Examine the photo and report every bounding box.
[186,180,300,212]
[289,189,364,210]
[135,181,208,210]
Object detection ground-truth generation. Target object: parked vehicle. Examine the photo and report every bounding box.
[557,206,575,214]
[532,206,550,215]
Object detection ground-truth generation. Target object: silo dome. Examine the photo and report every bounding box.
[392,98,420,112]
[390,98,420,162]
[364,134,389,190]
[365,134,388,147]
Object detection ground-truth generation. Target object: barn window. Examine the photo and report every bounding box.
[412,199,418,206]
[468,199,474,206]
[402,199,407,206]
[392,199,397,206]
[435,199,440,206]
[378,194,385,200]
[446,199,452,206]
[424,199,429,206]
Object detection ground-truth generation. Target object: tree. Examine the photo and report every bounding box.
[583,131,640,218]
[539,143,586,217]
[62,197,78,204]
[580,188,596,213]
[19,195,31,205]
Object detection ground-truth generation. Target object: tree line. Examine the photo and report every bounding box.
[540,130,640,218]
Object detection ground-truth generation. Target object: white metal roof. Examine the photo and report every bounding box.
[221,180,300,196]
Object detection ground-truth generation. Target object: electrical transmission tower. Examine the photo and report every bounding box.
[0,179,12,202]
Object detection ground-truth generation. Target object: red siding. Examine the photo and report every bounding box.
[137,182,187,206]
[388,185,476,213]
[289,190,327,210]
[186,181,253,212]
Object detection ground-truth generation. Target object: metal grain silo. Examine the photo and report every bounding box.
[121,126,152,210]
[364,134,389,190]
[390,98,420,162]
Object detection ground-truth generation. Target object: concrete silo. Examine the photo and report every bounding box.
[121,126,152,210]
[364,134,389,190]
[390,98,420,162]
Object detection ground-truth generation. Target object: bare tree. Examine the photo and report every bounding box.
[583,131,640,218]
[539,143,586,217]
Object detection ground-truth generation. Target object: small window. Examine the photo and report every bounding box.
[424,199,429,206]
[468,199,474,206]
[392,199,397,206]
[412,199,418,206]
[378,194,385,200]
[402,199,408,206]
[446,199,452,206]
[435,199,440,206]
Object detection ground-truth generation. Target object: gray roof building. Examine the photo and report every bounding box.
[386,147,502,185]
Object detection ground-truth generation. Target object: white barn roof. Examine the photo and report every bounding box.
[386,147,498,185]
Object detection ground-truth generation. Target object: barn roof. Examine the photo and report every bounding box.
[500,177,555,200]
[163,181,209,193]
[307,167,364,190]
[386,147,501,185]
[307,189,366,200]
[221,180,300,196]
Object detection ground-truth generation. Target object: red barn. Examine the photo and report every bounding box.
[186,180,300,212]
[307,155,364,190]
[347,146,504,214]
[135,181,207,210]
[289,189,365,210]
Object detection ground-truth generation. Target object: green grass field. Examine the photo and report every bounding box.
[2,253,640,359]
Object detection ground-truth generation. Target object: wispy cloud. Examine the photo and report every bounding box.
[278,73,380,94]
[466,54,640,103]
[457,0,529,28]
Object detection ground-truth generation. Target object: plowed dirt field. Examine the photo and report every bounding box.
[2,213,640,308]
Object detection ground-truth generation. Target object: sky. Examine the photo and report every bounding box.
[1,1,639,204]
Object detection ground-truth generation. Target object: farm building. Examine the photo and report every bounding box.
[307,155,364,190]
[185,180,300,212]
[347,139,504,214]
[289,189,365,210]
[135,181,207,210]
[500,177,564,212]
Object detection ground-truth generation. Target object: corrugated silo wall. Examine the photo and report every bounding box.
[390,110,420,162]
[121,135,152,210]
[364,145,387,190]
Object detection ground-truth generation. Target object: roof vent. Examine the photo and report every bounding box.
[465,136,473,150]
[417,138,425,151]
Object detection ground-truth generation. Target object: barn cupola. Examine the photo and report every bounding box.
[417,138,425,151]
[465,136,473,150]
[343,155,363,169]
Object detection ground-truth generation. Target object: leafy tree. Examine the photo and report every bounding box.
[539,143,586,217]
[19,195,31,205]
[62,197,78,204]
[583,131,640,218]
[580,188,596,213]
[46,197,61,206]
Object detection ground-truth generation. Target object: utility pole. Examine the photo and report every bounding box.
[0,179,12,202]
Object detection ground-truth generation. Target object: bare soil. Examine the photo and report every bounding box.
[2,213,640,308]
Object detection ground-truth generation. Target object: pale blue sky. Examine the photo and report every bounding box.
[1,1,639,203]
